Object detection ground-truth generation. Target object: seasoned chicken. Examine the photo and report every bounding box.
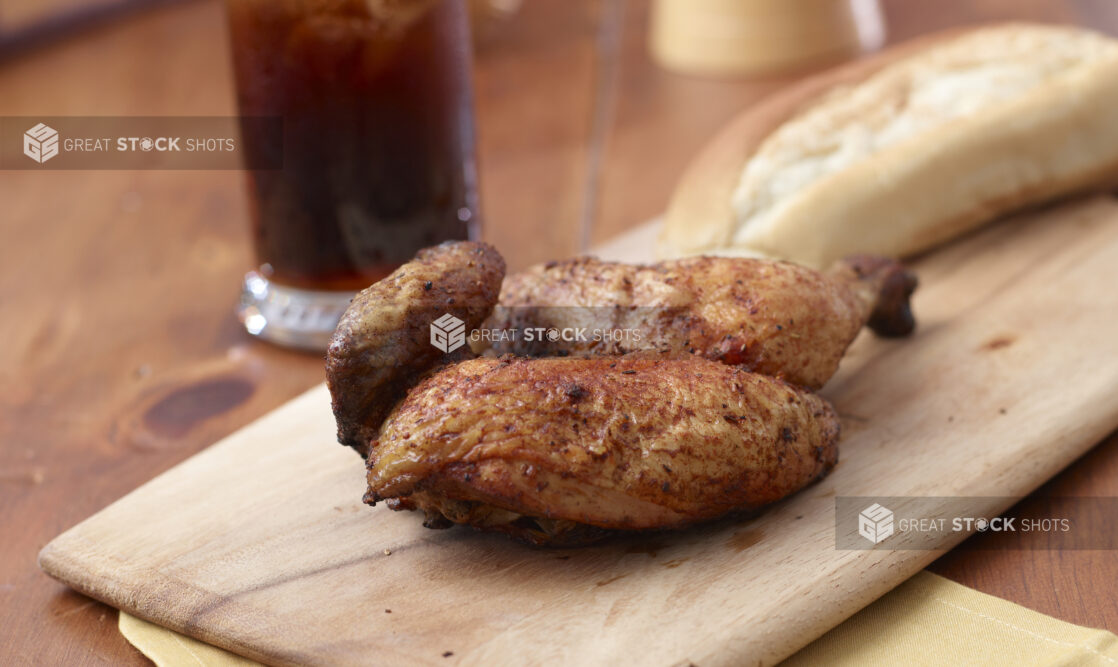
[326,241,505,457]
[366,356,840,545]
[328,242,916,544]
[486,254,915,388]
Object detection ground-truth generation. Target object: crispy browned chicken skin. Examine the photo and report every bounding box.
[327,243,916,544]
[367,356,839,545]
[487,254,915,388]
[326,241,505,457]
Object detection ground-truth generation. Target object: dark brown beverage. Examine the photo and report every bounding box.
[227,0,478,291]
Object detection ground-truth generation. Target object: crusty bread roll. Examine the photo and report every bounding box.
[660,23,1118,268]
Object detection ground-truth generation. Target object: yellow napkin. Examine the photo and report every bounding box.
[120,571,1118,666]
[119,613,261,667]
[783,571,1118,666]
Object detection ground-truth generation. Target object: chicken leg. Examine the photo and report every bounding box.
[487,254,915,388]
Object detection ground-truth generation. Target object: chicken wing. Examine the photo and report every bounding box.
[487,254,915,388]
[366,356,839,545]
[326,241,505,456]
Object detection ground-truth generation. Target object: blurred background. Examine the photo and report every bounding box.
[3,0,1116,273]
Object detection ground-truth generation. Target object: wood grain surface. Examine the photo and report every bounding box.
[37,196,1118,666]
[4,0,1118,665]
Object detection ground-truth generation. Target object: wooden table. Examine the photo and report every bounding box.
[2,0,1117,663]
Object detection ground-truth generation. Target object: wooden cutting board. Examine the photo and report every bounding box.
[39,196,1118,666]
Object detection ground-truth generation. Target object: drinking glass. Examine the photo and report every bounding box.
[227,0,480,350]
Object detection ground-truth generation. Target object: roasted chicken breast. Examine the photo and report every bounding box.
[366,356,840,545]
[326,241,505,456]
[486,254,915,388]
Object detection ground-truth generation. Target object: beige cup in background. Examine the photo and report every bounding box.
[650,0,885,77]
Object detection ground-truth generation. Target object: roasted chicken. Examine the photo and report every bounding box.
[487,254,915,388]
[326,241,505,457]
[367,356,839,545]
[325,241,917,545]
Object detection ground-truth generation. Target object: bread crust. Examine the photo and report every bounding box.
[660,23,1118,268]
